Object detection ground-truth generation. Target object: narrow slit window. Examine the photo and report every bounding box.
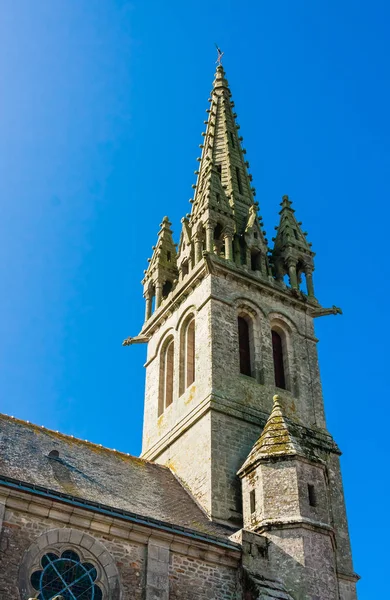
[272,330,286,389]
[236,167,242,194]
[308,484,317,507]
[216,164,222,180]
[230,131,235,148]
[238,317,251,376]
[250,490,256,514]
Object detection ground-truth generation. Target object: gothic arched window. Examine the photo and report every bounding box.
[179,317,195,395]
[272,330,286,389]
[159,337,174,415]
[238,316,251,376]
[30,549,102,600]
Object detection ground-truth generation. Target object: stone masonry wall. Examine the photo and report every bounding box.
[266,527,338,600]
[169,554,238,600]
[0,504,145,599]
[0,493,241,600]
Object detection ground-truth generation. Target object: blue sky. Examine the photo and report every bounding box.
[0,1,388,596]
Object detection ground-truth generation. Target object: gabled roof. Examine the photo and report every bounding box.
[0,414,234,543]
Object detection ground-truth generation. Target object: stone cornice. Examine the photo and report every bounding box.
[140,254,321,339]
[142,392,339,461]
[0,482,240,563]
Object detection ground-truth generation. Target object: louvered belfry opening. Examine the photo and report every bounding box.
[272,330,286,389]
[238,317,251,376]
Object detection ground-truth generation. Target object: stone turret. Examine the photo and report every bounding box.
[271,195,315,297]
[142,216,178,321]
[238,395,339,599]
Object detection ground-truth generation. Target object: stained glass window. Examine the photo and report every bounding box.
[31,550,103,600]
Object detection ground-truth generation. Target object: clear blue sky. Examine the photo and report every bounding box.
[0,1,388,596]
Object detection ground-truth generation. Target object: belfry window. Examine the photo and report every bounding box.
[159,338,174,415]
[30,550,102,600]
[238,317,251,376]
[272,330,286,389]
[179,317,196,395]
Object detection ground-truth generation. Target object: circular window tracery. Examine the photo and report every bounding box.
[30,549,103,600]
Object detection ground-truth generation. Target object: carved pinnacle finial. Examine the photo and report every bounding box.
[273,394,282,408]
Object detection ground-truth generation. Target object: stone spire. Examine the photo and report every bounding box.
[181,65,268,274]
[271,195,316,297]
[142,217,178,321]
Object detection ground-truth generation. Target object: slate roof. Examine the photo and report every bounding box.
[0,414,235,544]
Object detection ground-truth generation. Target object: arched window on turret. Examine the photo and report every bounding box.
[251,250,262,272]
[158,337,174,416]
[162,280,173,299]
[179,316,196,395]
[272,330,286,389]
[213,223,224,257]
[238,316,252,377]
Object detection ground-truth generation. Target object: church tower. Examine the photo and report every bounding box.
[128,64,358,599]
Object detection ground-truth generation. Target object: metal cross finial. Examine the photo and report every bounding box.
[215,44,224,66]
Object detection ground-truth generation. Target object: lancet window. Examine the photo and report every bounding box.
[238,316,252,377]
[179,316,196,395]
[272,330,286,389]
[159,337,175,416]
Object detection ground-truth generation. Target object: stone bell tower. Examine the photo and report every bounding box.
[124,63,358,599]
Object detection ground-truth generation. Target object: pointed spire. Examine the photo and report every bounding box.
[238,395,303,475]
[144,216,177,278]
[142,217,178,320]
[189,65,265,240]
[271,195,316,297]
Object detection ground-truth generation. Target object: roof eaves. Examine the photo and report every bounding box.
[0,475,240,552]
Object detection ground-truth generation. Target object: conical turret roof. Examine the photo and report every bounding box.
[238,396,305,475]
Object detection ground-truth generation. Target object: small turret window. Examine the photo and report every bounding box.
[162,280,173,298]
[238,317,251,376]
[251,251,262,272]
[272,330,286,389]
[250,489,256,514]
[167,251,172,262]
[308,484,317,507]
[159,338,175,416]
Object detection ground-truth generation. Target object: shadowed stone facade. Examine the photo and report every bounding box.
[0,62,358,599]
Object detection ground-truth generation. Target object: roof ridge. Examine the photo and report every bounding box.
[0,412,162,468]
